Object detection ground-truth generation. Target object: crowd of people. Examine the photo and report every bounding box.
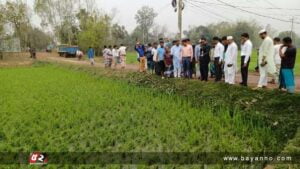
[133,29,297,93]
[81,29,297,94]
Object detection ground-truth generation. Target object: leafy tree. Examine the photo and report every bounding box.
[3,1,30,49]
[231,21,261,47]
[184,20,262,48]
[150,24,169,42]
[27,27,53,50]
[77,14,110,55]
[34,0,79,45]
[0,4,5,37]
[111,23,129,45]
[184,25,215,44]
[135,6,157,43]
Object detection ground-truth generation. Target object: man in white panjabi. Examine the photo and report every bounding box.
[224,36,238,85]
[256,29,276,89]
[271,37,287,84]
[119,44,127,69]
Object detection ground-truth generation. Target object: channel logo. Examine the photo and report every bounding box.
[29,152,48,165]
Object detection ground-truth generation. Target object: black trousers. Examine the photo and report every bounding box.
[241,56,250,86]
[214,57,222,81]
[158,61,165,76]
[200,62,209,81]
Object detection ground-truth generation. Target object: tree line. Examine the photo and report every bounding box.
[0,1,299,53]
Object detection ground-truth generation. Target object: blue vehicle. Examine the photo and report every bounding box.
[58,45,79,57]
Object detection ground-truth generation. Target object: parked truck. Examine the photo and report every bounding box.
[57,45,79,57]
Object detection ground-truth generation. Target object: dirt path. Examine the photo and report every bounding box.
[38,52,300,91]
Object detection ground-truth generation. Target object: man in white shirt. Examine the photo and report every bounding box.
[76,49,84,60]
[212,37,225,82]
[171,40,182,78]
[271,37,286,84]
[119,44,127,69]
[151,42,159,75]
[112,45,120,69]
[256,29,276,89]
[224,36,238,85]
[240,33,253,86]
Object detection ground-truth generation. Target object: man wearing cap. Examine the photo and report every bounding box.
[256,29,276,89]
[224,36,238,85]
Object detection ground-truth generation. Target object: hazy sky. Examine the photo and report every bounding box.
[26,0,300,35]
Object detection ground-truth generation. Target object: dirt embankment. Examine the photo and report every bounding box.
[37,52,300,91]
[1,52,300,91]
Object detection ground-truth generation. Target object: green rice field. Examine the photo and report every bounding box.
[0,62,299,168]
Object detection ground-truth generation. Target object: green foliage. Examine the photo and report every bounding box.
[77,14,111,54]
[34,0,87,45]
[135,6,158,43]
[3,1,28,35]
[184,20,262,47]
[56,17,79,45]
[2,1,30,49]
[26,26,53,50]
[111,23,129,45]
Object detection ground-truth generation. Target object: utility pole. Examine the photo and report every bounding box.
[290,16,294,40]
[178,0,183,40]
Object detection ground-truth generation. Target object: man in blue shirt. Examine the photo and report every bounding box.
[87,47,95,66]
[135,42,146,72]
[157,41,166,78]
[171,40,182,78]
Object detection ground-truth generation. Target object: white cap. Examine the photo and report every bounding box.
[259,29,267,34]
[227,36,233,40]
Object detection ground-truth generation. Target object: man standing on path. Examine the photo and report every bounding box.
[146,44,154,73]
[103,46,110,67]
[29,47,36,59]
[197,38,211,81]
[135,42,146,72]
[157,41,166,78]
[171,40,182,78]
[213,37,225,82]
[256,30,276,89]
[76,49,84,60]
[271,37,285,84]
[112,45,120,69]
[181,39,194,78]
[87,47,95,66]
[240,33,253,86]
[209,43,216,78]
[224,36,238,85]
[279,37,297,94]
[195,39,202,79]
[187,39,196,79]
[119,44,127,69]
[152,42,159,75]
